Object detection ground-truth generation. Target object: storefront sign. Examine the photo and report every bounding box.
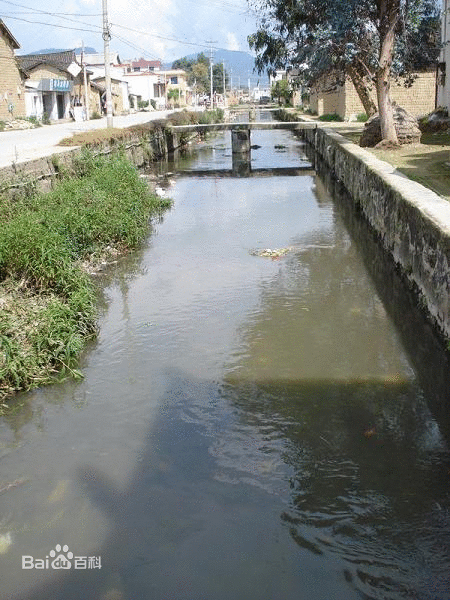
[39,79,73,92]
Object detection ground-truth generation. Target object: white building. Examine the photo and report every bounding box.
[123,69,188,109]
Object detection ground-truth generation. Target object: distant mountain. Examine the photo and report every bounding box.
[20,47,97,56]
[168,49,269,89]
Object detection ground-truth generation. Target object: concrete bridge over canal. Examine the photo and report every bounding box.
[169,120,317,175]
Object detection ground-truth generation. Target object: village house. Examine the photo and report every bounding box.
[75,51,133,116]
[122,58,162,73]
[309,70,437,120]
[0,19,26,121]
[75,51,121,68]
[17,50,82,121]
[123,68,188,109]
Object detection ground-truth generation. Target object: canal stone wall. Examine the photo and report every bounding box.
[0,125,196,197]
[303,126,450,341]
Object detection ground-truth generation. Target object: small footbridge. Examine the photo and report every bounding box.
[168,120,317,175]
[169,120,317,150]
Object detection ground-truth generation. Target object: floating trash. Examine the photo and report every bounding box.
[250,247,292,259]
[0,532,12,554]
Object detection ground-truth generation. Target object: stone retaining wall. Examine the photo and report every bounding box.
[0,126,195,196]
[303,126,450,342]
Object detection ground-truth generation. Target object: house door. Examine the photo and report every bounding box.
[43,93,53,118]
[56,94,65,119]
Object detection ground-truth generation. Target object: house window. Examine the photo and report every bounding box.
[170,77,178,85]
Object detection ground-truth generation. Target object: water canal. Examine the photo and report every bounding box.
[1,111,450,599]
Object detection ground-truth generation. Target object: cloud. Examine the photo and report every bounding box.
[108,0,179,60]
[226,32,240,52]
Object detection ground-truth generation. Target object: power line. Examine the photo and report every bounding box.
[0,0,100,17]
[1,5,255,65]
[113,32,161,62]
[3,14,102,34]
[111,22,220,51]
[111,22,251,55]
[2,11,102,16]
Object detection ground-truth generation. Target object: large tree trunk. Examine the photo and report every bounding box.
[376,0,400,143]
[347,66,377,117]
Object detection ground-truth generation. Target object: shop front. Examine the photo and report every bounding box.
[25,78,73,121]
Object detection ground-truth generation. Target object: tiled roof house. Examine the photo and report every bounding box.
[17,50,81,121]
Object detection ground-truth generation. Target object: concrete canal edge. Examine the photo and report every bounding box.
[303,126,450,343]
[0,123,195,196]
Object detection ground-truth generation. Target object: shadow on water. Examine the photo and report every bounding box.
[312,155,450,439]
[14,368,450,600]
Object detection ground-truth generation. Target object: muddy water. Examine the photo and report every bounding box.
[1,116,450,600]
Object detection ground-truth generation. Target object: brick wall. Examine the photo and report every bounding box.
[309,76,346,117]
[93,78,125,115]
[0,32,25,121]
[27,65,70,81]
[344,70,436,119]
[72,80,102,118]
[311,70,436,119]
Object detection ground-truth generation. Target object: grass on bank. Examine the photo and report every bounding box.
[277,107,450,200]
[0,149,171,408]
[340,130,450,201]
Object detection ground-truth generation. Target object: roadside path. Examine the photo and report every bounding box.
[0,110,176,169]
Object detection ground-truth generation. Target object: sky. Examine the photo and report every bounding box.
[0,0,260,63]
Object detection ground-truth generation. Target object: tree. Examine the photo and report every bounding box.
[248,0,440,144]
[271,78,293,104]
[172,53,229,96]
[172,53,210,94]
[167,88,180,107]
[213,62,229,94]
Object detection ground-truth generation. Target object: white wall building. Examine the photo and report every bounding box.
[123,69,188,109]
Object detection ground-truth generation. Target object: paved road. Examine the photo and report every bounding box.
[0,110,177,169]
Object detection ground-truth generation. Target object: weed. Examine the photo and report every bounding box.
[27,116,42,127]
[0,150,171,407]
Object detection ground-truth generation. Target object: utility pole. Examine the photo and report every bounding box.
[222,60,227,107]
[206,40,217,109]
[82,41,90,120]
[102,0,113,127]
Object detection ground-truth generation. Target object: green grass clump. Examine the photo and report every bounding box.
[0,150,171,406]
[318,113,344,122]
[198,108,225,124]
